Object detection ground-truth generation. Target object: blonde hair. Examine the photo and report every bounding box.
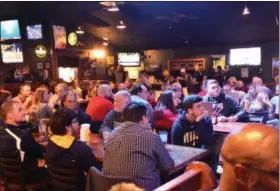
[109,183,144,191]
[33,87,48,105]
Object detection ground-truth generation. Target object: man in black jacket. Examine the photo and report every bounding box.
[100,90,131,134]
[0,100,47,184]
[203,80,248,122]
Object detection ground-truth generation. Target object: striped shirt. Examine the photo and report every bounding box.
[103,122,174,191]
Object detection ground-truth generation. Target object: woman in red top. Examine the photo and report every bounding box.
[154,90,178,129]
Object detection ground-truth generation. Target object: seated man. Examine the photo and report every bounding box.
[99,90,131,134]
[203,80,248,122]
[0,100,47,184]
[131,84,154,123]
[86,84,114,121]
[172,95,214,148]
[103,102,174,191]
[48,83,69,111]
[46,108,101,191]
[63,92,91,125]
[219,124,279,191]
[12,83,33,111]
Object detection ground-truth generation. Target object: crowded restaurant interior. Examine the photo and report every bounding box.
[0,1,279,191]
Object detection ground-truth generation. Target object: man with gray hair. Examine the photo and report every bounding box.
[48,83,69,111]
[86,84,114,121]
[100,90,131,133]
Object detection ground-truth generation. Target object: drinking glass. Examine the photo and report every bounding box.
[159,131,168,144]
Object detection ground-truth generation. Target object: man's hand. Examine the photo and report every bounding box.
[196,110,208,122]
[217,116,228,122]
[228,116,238,122]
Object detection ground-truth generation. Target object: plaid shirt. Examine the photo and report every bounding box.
[103,122,174,191]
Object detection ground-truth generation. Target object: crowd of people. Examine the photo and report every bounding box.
[0,66,278,191]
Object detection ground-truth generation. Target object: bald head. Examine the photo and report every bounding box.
[220,124,279,191]
[97,84,112,98]
[118,83,127,91]
[252,77,263,86]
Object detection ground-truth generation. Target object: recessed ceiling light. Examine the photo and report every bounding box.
[103,41,109,46]
[117,21,126,29]
[103,37,108,40]
[107,2,119,12]
[243,3,250,15]
[76,26,84,34]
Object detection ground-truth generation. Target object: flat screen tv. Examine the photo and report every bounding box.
[118,52,140,67]
[0,20,21,41]
[230,47,261,66]
[1,43,23,63]
[26,24,42,40]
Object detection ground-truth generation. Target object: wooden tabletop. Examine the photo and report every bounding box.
[213,122,247,133]
[165,144,209,174]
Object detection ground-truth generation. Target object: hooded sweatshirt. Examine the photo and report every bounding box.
[46,135,101,191]
[203,92,248,122]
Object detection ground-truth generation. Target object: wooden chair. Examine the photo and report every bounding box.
[0,150,50,191]
[47,159,77,191]
[86,166,135,191]
[154,161,216,191]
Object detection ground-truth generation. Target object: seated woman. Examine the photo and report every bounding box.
[46,108,101,191]
[29,87,53,130]
[154,90,178,129]
[249,92,279,127]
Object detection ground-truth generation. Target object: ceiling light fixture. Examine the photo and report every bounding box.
[117,20,126,29]
[103,41,109,46]
[76,26,84,34]
[103,37,108,40]
[108,2,119,12]
[243,2,250,15]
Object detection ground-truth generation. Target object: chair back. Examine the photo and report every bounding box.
[153,169,201,191]
[47,159,77,190]
[87,166,134,191]
[154,161,216,191]
[0,150,23,188]
[248,112,269,124]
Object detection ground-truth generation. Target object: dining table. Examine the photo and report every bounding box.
[213,122,247,134]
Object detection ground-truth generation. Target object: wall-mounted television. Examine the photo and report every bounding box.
[230,47,261,66]
[26,24,42,40]
[118,52,141,67]
[0,20,21,41]
[1,43,23,63]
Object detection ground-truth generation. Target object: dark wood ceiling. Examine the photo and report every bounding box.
[0,1,278,50]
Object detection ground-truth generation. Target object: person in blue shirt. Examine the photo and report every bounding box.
[171,95,214,148]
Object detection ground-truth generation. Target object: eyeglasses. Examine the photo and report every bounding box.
[222,156,279,178]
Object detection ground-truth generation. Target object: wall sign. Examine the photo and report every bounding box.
[35,45,47,58]
[168,58,206,71]
[68,32,78,46]
[37,62,43,69]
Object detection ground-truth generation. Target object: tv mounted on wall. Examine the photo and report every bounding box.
[118,52,141,67]
[26,24,43,40]
[0,19,21,41]
[230,47,261,66]
[1,43,24,63]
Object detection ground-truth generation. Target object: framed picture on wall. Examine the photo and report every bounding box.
[272,57,279,79]
[168,58,206,71]
[210,55,226,69]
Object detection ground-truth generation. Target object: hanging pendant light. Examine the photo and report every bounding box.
[117,20,126,29]
[243,2,250,15]
[76,26,84,34]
